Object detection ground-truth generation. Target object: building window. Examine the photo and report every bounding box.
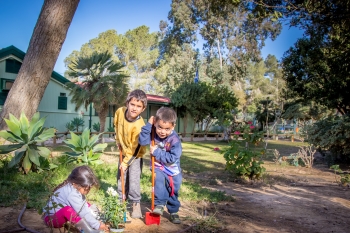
[1,79,14,91]
[58,93,67,110]
[5,59,22,74]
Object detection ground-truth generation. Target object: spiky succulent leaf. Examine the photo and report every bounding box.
[19,112,29,135]
[92,143,107,153]
[66,151,82,157]
[36,128,55,142]
[8,113,20,127]
[8,146,27,167]
[29,112,40,125]
[64,144,82,153]
[4,119,22,138]
[88,134,100,146]
[37,147,51,158]
[64,131,81,148]
[28,147,40,167]
[81,128,90,148]
[28,117,46,141]
[0,131,21,143]
[22,153,32,174]
[0,143,23,154]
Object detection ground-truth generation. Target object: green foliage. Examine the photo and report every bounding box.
[282,100,330,121]
[66,51,129,133]
[70,117,85,132]
[280,0,350,115]
[163,0,281,78]
[0,113,55,173]
[93,122,100,132]
[171,82,238,132]
[330,165,350,186]
[65,121,75,132]
[63,128,106,165]
[107,126,114,132]
[222,125,266,179]
[65,27,159,93]
[306,115,350,159]
[101,187,127,229]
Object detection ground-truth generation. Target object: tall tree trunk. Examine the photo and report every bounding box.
[0,0,79,130]
[97,102,109,143]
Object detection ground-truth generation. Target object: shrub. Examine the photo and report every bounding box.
[101,187,127,229]
[64,128,106,165]
[93,122,100,132]
[306,115,350,160]
[222,125,266,179]
[0,113,56,173]
[70,117,85,132]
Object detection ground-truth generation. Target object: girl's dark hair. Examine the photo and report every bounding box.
[126,89,147,108]
[53,165,99,192]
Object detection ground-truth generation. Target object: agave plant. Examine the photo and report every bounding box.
[70,117,85,132]
[92,122,100,132]
[0,112,55,173]
[64,128,106,165]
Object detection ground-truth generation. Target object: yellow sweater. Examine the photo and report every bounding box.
[114,106,146,167]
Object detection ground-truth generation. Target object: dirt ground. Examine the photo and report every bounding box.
[1,151,350,232]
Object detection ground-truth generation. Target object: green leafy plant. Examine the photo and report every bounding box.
[330,165,350,186]
[93,122,100,132]
[64,128,106,165]
[306,115,350,161]
[107,126,114,132]
[65,121,75,132]
[102,187,127,229]
[222,125,266,180]
[70,117,85,132]
[0,113,55,173]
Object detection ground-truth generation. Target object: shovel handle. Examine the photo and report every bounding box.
[119,149,125,202]
[151,126,155,210]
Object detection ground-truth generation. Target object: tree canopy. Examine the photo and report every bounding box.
[66,52,129,133]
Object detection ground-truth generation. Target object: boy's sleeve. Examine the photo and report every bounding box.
[139,122,152,146]
[113,108,120,144]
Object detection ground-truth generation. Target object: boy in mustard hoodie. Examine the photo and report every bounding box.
[114,89,147,219]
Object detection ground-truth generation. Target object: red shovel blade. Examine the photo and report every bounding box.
[145,211,160,225]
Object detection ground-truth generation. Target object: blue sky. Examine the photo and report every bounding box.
[0,0,303,75]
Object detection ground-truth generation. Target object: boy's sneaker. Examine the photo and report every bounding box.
[131,202,142,219]
[152,205,164,216]
[170,213,181,224]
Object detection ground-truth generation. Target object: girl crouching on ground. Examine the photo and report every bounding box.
[43,165,108,233]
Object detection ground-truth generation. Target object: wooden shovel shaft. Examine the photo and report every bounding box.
[151,126,155,210]
[119,149,125,201]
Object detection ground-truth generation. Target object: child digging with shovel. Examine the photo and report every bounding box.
[139,107,183,224]
[114,89,147,220]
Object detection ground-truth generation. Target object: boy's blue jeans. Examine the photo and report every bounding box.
[154,169,182,214]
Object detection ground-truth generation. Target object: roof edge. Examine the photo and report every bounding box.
[0,45,70,84]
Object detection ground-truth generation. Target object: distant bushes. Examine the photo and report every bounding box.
[306,115,350,161]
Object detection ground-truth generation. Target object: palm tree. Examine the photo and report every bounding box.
[66,51,129,135]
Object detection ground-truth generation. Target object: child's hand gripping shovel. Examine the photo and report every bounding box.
[145,126,161,225]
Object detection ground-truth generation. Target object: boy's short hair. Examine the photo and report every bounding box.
[155,107,177,125]
[126,89,147,108]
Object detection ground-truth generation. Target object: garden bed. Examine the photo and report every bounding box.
[0,141,349,232]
